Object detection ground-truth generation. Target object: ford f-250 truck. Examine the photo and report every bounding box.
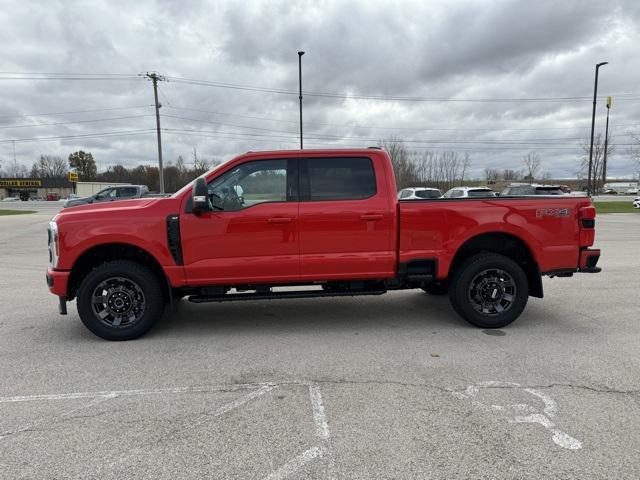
[46,148,601,340]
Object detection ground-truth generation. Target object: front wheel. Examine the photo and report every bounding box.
[76,260,165,340]
[448,253,529,328]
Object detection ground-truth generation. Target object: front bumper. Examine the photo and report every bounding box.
[578,248,601,273]
[46,268,70,297]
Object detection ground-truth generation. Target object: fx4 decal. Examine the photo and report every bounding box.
[536,207,571,218]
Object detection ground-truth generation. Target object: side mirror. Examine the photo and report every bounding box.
[192,177,210,213]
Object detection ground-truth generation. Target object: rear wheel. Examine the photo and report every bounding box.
[76,260,165,340]
[448,253,528,328]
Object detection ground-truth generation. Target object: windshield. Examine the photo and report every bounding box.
[172,158,231,198]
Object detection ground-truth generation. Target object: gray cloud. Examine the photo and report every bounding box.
[0,0,639,179]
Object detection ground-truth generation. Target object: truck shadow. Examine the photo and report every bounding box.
[148,290,469,339]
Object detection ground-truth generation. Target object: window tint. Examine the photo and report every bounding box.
[399,189,411,199]
[415,189,441,199]
[117,187,138,197]
[207,159,289,211]
[306,157,376,201]
[95,188,115,199]
[467,189,496,198]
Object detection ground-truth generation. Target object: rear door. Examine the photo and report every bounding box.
[298,156,395,280]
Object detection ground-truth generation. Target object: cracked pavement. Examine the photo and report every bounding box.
[0,209,639,479]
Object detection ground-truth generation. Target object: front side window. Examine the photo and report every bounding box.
[207,159,290,211]
[95,188,115,200]
[305,157,376,201]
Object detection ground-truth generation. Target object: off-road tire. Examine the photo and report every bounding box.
[76,260,165,340]
[448,253,529,328]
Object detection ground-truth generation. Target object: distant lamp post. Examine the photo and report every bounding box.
[601,96,611,191]
[298,51,305,149]
[587,61,608,195]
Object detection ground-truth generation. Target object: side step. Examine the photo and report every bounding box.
[188,288,387,303]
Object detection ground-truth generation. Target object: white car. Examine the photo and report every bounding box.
[633,197,640,209]
[443,186,497,198]
[398,187,442,200]
[1,196,20,202]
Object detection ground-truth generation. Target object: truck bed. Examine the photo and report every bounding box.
[398,195,594,279]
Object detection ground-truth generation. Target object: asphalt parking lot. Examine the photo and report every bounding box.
[0,206,639,479]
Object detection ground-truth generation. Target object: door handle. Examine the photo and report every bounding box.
[360,214,383,221]
[267,217,292,224]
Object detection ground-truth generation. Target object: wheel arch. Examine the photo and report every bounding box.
[449,232,543,298]
[67,242,169,301]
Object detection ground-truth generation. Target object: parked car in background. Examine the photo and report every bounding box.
[603,189,618,195]
[501,183,565,196]
[443,186,497,198]
[633,197,640,209]
[1,196,20,202]
[398,187,442,199]
[626,187,639,195]
[63,185,150,208]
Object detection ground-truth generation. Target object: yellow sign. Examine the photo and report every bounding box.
[0,179,42,187]
[68,172,78,182]
[606,96,612,108]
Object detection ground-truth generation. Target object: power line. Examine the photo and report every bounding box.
[166,75,640,103]
[0,105,153,119]
[163,105,639,133]
[162,127,637,149]
[0,114,154,129]
[0,129,155,144]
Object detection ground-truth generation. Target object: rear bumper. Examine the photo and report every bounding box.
[578,248,601,273]
[46,268,70,297]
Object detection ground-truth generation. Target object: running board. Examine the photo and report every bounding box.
[188,289,387,303]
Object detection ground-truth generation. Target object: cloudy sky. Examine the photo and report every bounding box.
[1,0,639,178]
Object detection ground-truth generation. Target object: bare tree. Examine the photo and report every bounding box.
[32,155,67,178]
[626,130,640,180]
[502,169,522,181]
[484,168,500,182]
[579,133,614,190]
[378,137,416,188]
[523,152,542,183]
[1,162,29,178]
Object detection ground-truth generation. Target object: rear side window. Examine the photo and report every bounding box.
[305,157,376,201]
[117,187,138,197]
[415,189,441,199]
[468,189,496,198]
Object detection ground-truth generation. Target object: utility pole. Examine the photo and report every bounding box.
[587,62,607,196]
[12,140,16,172]
[602,96,611,190]
[298,51,305,149]
[145,72,166,193]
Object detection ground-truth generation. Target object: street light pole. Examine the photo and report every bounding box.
[298,51,305,150]
[602,96,611,191]
[587,61,607,195]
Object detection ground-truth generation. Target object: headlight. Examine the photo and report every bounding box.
[48,221,59,268]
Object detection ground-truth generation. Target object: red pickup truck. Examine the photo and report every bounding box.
[47,148,601,340]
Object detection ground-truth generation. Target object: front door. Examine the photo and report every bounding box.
[298,156,395,281]
[181,158,299,285]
